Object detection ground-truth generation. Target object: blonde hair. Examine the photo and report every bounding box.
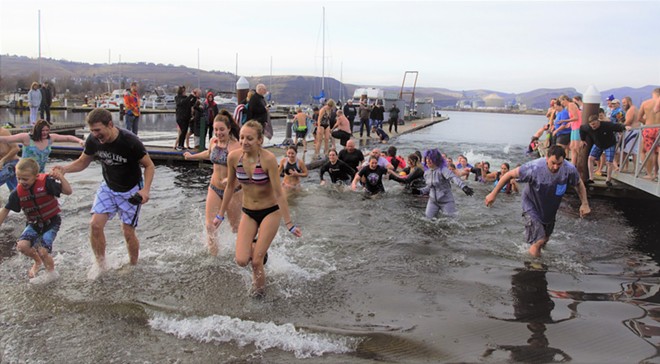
[31,81,40,89]
[242,120,264,140]
[16,158,39,176]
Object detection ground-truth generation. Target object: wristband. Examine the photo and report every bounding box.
[215,214,224,221]
[288,224,297,233]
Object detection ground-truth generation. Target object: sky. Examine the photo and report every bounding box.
[1,0,659,94]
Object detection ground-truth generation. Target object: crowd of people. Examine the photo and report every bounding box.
[2,85,659,293]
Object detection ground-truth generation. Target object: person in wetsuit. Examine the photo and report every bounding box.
[216,120,302,297]
[184,110,242,255]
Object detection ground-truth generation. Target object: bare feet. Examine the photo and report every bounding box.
[28,262,41,278]
[528,241,545,257]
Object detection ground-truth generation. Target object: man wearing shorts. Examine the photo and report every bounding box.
[580,114,628,186]
[53,108,155,269]
[638,88,660,180]
[485,145,590,257]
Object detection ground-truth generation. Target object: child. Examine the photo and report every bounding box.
[0,158,72,280]
[371,125,390,143]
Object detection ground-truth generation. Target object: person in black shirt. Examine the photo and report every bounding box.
[388,153,426,192]
[580,114,628,186]
[175,85,197,150]
[53,108,155,274]
[352,155,387,195]
[338,139,365,172]
[320,149,356,185]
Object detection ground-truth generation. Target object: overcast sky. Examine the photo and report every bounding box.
[2,0,659,93]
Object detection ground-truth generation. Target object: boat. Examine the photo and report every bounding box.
[142,88,176,110]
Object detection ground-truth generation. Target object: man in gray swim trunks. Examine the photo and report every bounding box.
[485,145,590,257]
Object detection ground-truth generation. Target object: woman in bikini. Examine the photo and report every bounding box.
[277,145,308,194]
[216,120,302,296]
[0,119,84,173]
[183,110,241,255]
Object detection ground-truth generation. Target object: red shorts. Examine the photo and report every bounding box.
[643,128,660,153]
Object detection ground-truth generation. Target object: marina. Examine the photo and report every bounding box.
[1,110,658,363]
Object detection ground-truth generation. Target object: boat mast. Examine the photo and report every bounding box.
[38,10,42,83]
[321,6,325,96]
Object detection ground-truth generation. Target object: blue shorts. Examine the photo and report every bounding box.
[0,159,18,191]
[570,129,580,142]
[19,215,62,253]
[589,144,616,162]
[91,182,141,227]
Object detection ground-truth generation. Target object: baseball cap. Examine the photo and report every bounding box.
[606,94,615,102]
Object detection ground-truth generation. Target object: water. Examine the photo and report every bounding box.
[1,109,659,363]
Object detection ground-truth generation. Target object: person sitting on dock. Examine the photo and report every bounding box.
[52,108,155,273]
[0,127,19,192]
[580,114,629,187]
[0,119,85,173]
[183,110,242,256]
[485,145,590,257]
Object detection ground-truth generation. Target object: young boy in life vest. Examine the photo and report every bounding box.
[0,158,72,279]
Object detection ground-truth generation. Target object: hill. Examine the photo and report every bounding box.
[0,55,656,107]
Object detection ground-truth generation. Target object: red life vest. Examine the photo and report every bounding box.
[16,174,60,224]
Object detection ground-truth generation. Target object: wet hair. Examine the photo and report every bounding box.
[483,161,490,169]
[414,150,422,162]
[177,85,186,96]
[387,146,397,157]
[214,109,240,140]
[501,162,510,170]
[287,145,298,153]
[369,155,379,162]
[424,148,446,169]
[547,145,566,160]
[30,119,51,142]
[241,120,264,140]
[328,148,338,156]
[408,153,420,167]
[16,158,39,176]
[448,163,456,170]
[458,154,467,162]
[86,108,113,127]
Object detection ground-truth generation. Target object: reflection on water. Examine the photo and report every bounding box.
[0,110,659,362]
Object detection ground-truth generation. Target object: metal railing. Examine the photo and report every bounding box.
[613,124,660,196]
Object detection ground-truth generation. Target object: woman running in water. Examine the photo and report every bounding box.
[216,120,302,296]
[0,119,85,173]
[183,110,242,255]
[420,149,474,218]
[277,145,308,193]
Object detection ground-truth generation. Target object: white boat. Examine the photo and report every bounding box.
[142,88,176,110]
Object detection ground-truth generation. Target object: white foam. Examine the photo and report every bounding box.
[149,313,359,358]
[29,270,60,285]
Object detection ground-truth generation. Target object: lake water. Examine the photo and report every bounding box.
[1,109,659,363]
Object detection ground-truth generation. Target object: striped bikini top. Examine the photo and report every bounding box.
[236,153,270,185]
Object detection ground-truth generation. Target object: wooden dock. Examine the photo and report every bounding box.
[43,116,450,167]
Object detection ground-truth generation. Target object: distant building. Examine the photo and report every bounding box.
[483,93,505,108]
